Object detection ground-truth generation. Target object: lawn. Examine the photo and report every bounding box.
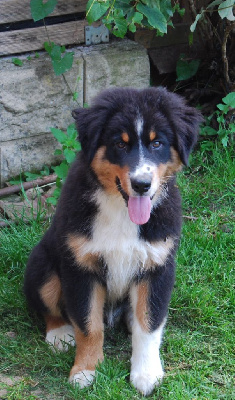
[0,144,234,399]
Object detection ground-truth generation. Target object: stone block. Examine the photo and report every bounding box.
[0,134,61,186]
[0,53,84,142]
[84,39,150,103]
[0,39,150,186]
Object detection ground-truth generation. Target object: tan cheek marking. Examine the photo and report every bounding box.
[149,131,156,141]
[136,281,150,332]
[91,146,131,195]
[67,234,100,272]
[121,132,130,143]
[40,274,62,317]
[70,284,105,375]
[158,147,182,182]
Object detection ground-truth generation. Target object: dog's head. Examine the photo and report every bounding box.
[73,87,203,225]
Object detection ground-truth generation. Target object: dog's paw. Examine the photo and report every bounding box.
[45,324,75,351]
[130,367,164,396]
[69,370,96,389]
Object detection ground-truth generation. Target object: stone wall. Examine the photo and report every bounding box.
[0,39,150,187]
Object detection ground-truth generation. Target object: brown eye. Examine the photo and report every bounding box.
[152,140,161,149]
[116,141,126,149]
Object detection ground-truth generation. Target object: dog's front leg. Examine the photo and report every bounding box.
[64,276,106,389]
[129,265,174,396]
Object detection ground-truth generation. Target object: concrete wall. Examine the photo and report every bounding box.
[0,39,150,186]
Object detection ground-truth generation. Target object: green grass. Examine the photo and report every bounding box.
[0,145,234,399]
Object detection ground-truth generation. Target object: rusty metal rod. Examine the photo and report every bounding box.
[0,174,57,198]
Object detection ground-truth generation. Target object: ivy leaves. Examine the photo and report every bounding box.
[136,3,167,34]
[44,42,74,76]
[190,0,235,32]
[30,0,74,76]
[30,0,57,22]
[86,0,184,38]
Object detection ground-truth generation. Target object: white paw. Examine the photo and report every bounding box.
[130,367,164,396]
[45,325,75,351]
[69,370,95,389]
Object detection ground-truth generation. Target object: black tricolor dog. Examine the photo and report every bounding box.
[24,87,202,395]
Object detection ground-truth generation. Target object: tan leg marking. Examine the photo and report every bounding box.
[70,284,106,377]
[135,281,150,332]
[40,274,61,316]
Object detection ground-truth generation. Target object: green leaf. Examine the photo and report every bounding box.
[8,179,23,186]
[176,57,200,81]
[113,15,128,38]
[30,0,57,22]
[73,92,79,101]
[222,92,235,107]
[64,148,77,164]
[218,0,235,21]
[160,0,174,18]
[136,3,167,33]
[221,135,229,147]
[54,149,62,156]
[52,51,74,76]
[129,22,137,32]
[50,128,67,143]
[46,196,58,205]
[67,124,78,140]
[132,12,143,24]
[200,126,217,136]
[54,162,69,180]
[44,41,54,55]
[24,172,41,181]
[217,103,228,112]
[12,58,23,67]
[190,12,203,32]
[86,0,110,24]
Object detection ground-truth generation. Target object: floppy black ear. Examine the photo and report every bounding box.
[172,103,203,165]
[72,106,105,163]
[145,87,203,165]
[166,94,204,165]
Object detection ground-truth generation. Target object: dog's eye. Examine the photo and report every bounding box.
[116,141,127,150]
[151,140,161,149]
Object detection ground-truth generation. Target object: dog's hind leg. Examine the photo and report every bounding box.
[40,274,75,351]
[24,243,75,351]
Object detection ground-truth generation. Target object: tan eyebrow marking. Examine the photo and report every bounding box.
[121,132,130,143]
[149,131,156,141]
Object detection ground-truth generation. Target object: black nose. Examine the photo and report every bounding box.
[131,178,151,195]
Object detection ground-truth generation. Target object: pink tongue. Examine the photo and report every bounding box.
[128,196,151,225]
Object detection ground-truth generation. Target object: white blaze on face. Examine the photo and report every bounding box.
[136,116,144,164]
[126,117,155,225]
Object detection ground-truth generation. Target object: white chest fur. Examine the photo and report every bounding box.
[79,190,173,301]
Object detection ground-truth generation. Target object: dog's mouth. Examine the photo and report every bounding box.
[115,177,152,225]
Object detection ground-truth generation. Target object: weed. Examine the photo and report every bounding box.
[47,124,80,205]
[200,92,235,149]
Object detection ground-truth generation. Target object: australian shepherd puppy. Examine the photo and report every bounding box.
[24,87,202,395]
